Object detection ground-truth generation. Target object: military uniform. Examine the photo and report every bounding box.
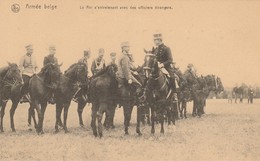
[19,45,38,103]
[152,43,176,91]
[43,54,58,66]
[91,58,106,76]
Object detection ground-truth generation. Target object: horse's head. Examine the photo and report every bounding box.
[107,63,118,78]
[204,75,217,91]
[41,63,62,86]
[143,49,158,79]
[4,62,23,84]
[66,62,88,84]
[216,77,224,93]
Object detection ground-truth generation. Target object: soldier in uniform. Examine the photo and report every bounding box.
[73,50,91,103]
[247,86,254,104]
[152,33,177,93]
[117,42,142,96]
[19,44,38,103]
[43,45,59,104]
[43,45,58,66]
[91,48,106,76]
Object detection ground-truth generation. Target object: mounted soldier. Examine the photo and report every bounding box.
[151,33,177,95]
[91,48,106,76]
[43,45,59,104]
[19,44,38,103]
[117,42,142,97]
[73,49,91,103]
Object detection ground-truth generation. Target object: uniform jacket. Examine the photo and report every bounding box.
[19,54,38,77]
[117,52,132,80]
[43,55,58,66]
[153,44,173,69]
[91,58,106,75]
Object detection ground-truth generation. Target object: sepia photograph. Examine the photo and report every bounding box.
[0,0,260,160]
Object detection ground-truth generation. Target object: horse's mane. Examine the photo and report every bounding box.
[64,63,78,74]
[91,65,111,79]
[0,66,9,77]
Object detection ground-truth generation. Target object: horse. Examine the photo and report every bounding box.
[54,62,88,133]
[89,64,118,137]
[143,52,175,134]
[191,76,208,117]
[29,63,62,134]
[0,63,23,132]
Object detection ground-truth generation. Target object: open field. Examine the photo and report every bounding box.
[0,99,260,161]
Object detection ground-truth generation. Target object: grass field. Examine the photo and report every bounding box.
[0,99,260,161]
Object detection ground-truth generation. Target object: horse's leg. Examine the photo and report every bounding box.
[167,107,171,125]
[63,101,71,133]
[179,101,183,119]
[151,107,155,134]
[147,106,151,126]
[123,102,133,135]
[97,102,107,138]
[77,99,86,127]
[32,100,42,134]
[0,101,7,132]
[108,101,116,129]
[183,101,187,119]
[55,101,63,133]
[29,104,37,130]
[91,102,98,137]
[10,101,19,132]
[38,101,47,134]
[136,106,142,136]
[160,111,165,134]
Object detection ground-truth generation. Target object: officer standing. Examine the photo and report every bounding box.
[19,44,38,103]
[152,33,176,92]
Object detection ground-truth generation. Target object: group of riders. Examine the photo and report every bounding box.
[0,33,223,137]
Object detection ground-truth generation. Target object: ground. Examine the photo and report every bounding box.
[0,99,260,161]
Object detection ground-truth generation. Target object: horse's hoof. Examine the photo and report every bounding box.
[80,124,84,128]
[0,129,4,133]
[54,130,59,134]
[64,130,69,133]
[125,131,129,135]
[12,129,16,133]
[160,131,164,134]
[99,133,103,138]
[38,131,44,135]
[111,125,115,129]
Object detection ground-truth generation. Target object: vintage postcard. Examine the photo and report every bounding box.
[0,0,259,161]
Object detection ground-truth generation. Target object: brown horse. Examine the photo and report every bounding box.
[54,62,88,133]
[29,63,62,134]
[89,64,118,137]
[143,53,175,134]
[0,63,23,132]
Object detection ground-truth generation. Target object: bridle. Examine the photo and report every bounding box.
[1,66,20,87]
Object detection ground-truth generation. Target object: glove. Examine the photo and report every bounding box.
[128,79,133,84]
[158,63,164,68]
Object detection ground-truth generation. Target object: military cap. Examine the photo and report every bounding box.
[84,49,90,56]
[49,45,56,50]
[25,44,33,49]
[187,63,194,69]
[153,33,163,40]
[110,52,117,57]
[121,42,130,48]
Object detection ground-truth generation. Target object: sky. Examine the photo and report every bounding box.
[0,0,260,88]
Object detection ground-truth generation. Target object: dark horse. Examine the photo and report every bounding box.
[0,63,23,132]
[143,52,175,134]
[55,62,88,133]
[30,63,62,134]
[89,64,118,137]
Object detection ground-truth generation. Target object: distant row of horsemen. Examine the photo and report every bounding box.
[0,33,224,137]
